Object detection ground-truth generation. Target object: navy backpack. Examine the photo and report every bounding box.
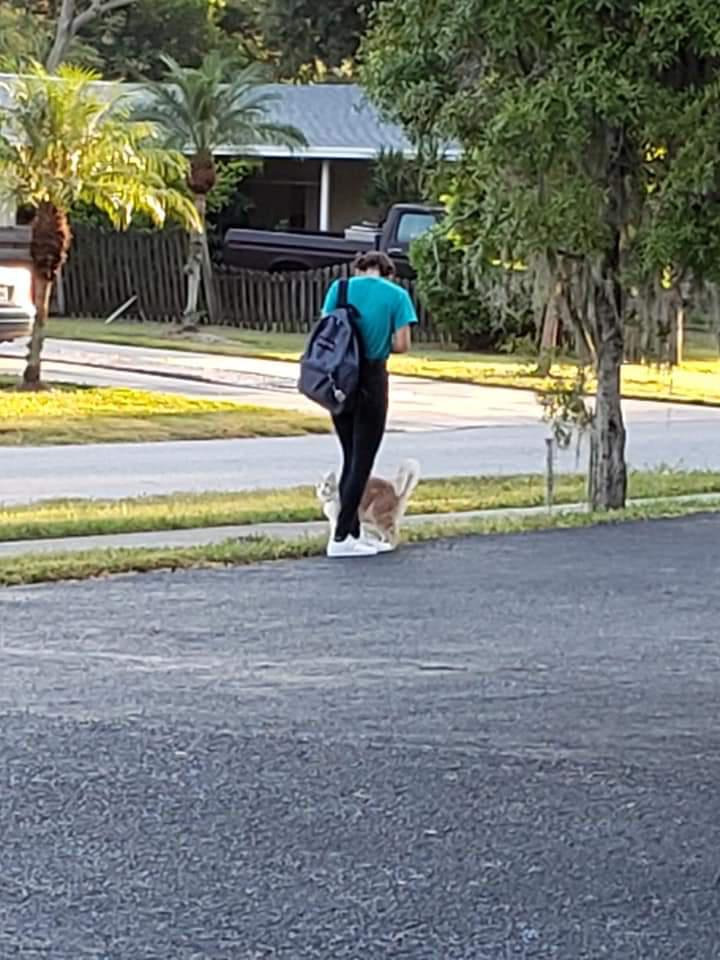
[298,278,361,416]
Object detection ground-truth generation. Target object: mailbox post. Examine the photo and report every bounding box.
[0,226,35,342]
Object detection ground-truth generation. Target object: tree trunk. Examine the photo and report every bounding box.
[670,298,684,366]
[46,0,137,72]
[24,275,52,387]
[24,202,71,387]
[540,282,562,352]
[591,275,627,510]
[184,193,217,326]
[45,0,76,72]
[200,231,218,325]
[56,267,66,316]
[183,243,202,324]
[183,237,203,324]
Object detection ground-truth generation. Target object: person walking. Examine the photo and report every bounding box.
[322,251,417,558]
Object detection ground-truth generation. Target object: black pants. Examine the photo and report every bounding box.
[331,360,388,541]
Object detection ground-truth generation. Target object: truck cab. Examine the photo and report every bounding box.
[375,203,444,256]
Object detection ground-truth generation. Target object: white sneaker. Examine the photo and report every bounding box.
[361,536,395,554]
[326,536,378,558]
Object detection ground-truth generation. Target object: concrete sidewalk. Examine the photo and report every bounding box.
[3,493,719,557]
[1,337,547,431]
[0,503,567,557]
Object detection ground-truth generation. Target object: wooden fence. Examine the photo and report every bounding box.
[62,226,440,340]
[63,227,189,322]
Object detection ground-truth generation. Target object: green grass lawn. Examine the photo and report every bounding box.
[0,379,328,445]
[47,318,308,361]
[3,497,718,586]
[48,317,720,407]
[4,469,720,542]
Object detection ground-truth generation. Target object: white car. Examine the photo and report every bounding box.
[0,270,35,343]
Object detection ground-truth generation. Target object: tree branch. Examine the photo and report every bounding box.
[46,0,76,72]
[45,0,137,72]
[74,0,136,33]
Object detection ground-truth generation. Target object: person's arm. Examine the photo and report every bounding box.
[392,325,412,354]
[321,280,339,316]
[391,289,418,354]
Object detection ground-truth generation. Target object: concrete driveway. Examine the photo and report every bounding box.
[1,515,720,956]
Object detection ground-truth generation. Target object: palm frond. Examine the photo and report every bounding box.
[0,63,198,231]
[137,51,307,161]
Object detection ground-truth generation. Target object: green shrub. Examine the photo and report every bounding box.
[411,225,536,351]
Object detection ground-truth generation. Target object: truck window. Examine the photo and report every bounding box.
[395,212,438,246]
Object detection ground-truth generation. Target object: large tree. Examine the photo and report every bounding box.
[45,0,137,71]
[361,0,720,509]
[256,0,373,79]
[136,52,305,323]
[6,0,373,82]
[0,64,198,386]
[85,0,231,80]
[3,0,240,78]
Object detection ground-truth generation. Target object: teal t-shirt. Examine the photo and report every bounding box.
[321,276,418,360]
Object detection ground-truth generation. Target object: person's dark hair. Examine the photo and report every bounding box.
[352,251,396,278]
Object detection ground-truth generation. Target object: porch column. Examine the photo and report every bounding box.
[0,198,15,227]
[319,159,331,231]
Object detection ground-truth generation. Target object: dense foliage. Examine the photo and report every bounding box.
[0,0,373,81]
[361,0,720,508]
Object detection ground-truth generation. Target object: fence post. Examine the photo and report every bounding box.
[587,430,599,511]
[545,437,555,514]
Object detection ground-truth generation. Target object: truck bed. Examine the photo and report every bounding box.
[223,204,443,275]
[223,227,374,272]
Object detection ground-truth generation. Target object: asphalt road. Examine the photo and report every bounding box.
[2,516,720,957]
[2,410,720,505]
[4,340,720,504]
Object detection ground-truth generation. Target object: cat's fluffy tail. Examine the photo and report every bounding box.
[394,459,421,505]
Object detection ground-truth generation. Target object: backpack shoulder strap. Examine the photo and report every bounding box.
[334,275,360,339]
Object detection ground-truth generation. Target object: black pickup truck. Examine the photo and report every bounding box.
[223,203,443,278]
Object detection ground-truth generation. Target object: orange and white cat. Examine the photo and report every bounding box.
[316,459,420,549]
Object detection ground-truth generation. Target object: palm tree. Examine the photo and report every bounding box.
[136,51,306,324]
[0,63,199,387]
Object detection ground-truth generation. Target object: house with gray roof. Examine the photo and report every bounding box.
[0,76,449,232]
[219,83,424,233]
